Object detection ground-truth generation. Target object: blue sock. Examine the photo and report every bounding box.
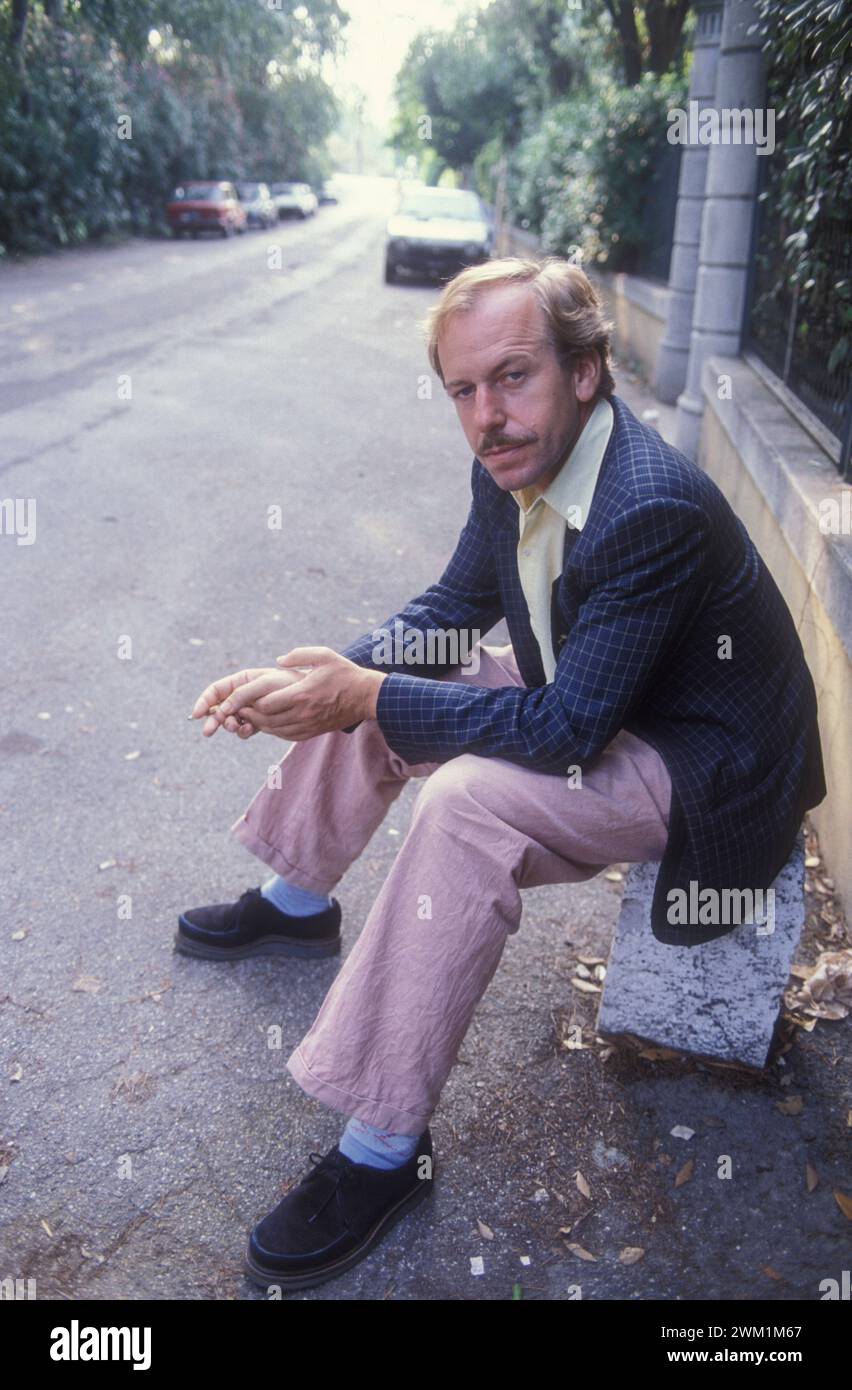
[261,873,331,917]
[338,1117,420,1170]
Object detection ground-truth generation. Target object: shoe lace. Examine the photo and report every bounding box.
[304,1150,360,1224]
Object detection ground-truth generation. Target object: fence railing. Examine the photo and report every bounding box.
[744,156,852,481]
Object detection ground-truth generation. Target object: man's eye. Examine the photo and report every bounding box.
[504,371,525,383]
[454,386,474,399]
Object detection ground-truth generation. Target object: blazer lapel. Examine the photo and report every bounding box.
[550,525,581,660]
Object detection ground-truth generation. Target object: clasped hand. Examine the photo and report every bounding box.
[189,647,385,742]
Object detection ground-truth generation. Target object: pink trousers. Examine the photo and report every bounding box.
[230,642,672,1136]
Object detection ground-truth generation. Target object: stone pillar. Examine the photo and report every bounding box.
[653,0,724,404]
[675,0,768,459]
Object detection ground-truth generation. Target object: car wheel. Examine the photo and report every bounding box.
[384,256,397,284]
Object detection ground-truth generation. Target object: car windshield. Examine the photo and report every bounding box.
[237,184,260,198]
[398,191,483,221]
[173,184,222,201]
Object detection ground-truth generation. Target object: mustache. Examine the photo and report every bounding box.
[479,432,538,454]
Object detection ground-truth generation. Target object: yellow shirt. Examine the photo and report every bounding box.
[509,397,614,681]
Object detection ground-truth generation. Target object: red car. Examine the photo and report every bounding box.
[166,181,248,238]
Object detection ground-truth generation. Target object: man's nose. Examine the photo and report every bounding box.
[472,384,506,435]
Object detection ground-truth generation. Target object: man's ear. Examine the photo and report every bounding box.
[574,350,601,403]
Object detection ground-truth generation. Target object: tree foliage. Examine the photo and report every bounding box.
[0,0,346,253]
[390,0,690,274]
[751,0,852,379]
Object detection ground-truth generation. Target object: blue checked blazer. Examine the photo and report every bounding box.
[339,393,827,945]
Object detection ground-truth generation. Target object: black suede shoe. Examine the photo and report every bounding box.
[244,1129,434,1291]
[175,886,341,960]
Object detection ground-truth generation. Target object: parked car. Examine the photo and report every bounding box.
[235,181,277,230]
[317,179,340,205]
[166,182,247,238]
[270,181,318,219]
[384,187,493,284]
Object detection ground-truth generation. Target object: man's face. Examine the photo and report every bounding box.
[438,283,601,494]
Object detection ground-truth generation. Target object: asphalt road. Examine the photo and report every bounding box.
[1,177,849,1303]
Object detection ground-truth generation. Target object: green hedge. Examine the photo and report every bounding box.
[506,71,688,273]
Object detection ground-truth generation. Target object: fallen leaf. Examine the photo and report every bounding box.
[605,870,623,882]
[469,1255,484,1276]
[674,1158,694,1188]
[775,1096,804,1116]
[575,1171,592,1200]
[476,1219,494,1240]
[72,975,102,994]
[671,1125,695,1140]
[577,955,605,966]
[575,963,592,979]
[565,1242,597,1262]
[804,856,821,868]
[11,930,26,941]
[571,978,601,994]
[619,1247,645,1264]
[41,1219,53,1237]
[761,1265,783,1281]
[833,1190,852,1220]
[638,1045,682,1061]
[124,750,141,761]
[805,1162,819,1193]
[98,859,116,871]
[9,1064,22,1082]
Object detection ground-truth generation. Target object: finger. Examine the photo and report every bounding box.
[276,646,336,668]
[191,669,266,718]
[218,673,292,718]
[247,682,315,715]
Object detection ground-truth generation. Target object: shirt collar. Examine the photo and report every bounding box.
[509,396,614,530]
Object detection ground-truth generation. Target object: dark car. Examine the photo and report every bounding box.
[166,182,248,238]
[235,181,277,230]
[384,186,493,284]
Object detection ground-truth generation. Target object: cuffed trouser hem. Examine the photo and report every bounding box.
[230,814,337,895]
[286,1045,432,1138]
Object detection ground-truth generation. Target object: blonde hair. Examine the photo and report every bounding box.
[424,255,616,397]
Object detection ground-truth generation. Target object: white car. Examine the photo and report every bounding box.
[384,187,493,283]
[270,181,318,219]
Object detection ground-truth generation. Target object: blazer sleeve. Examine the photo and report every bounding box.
[338,457,506,732]
[372,498,711,770]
